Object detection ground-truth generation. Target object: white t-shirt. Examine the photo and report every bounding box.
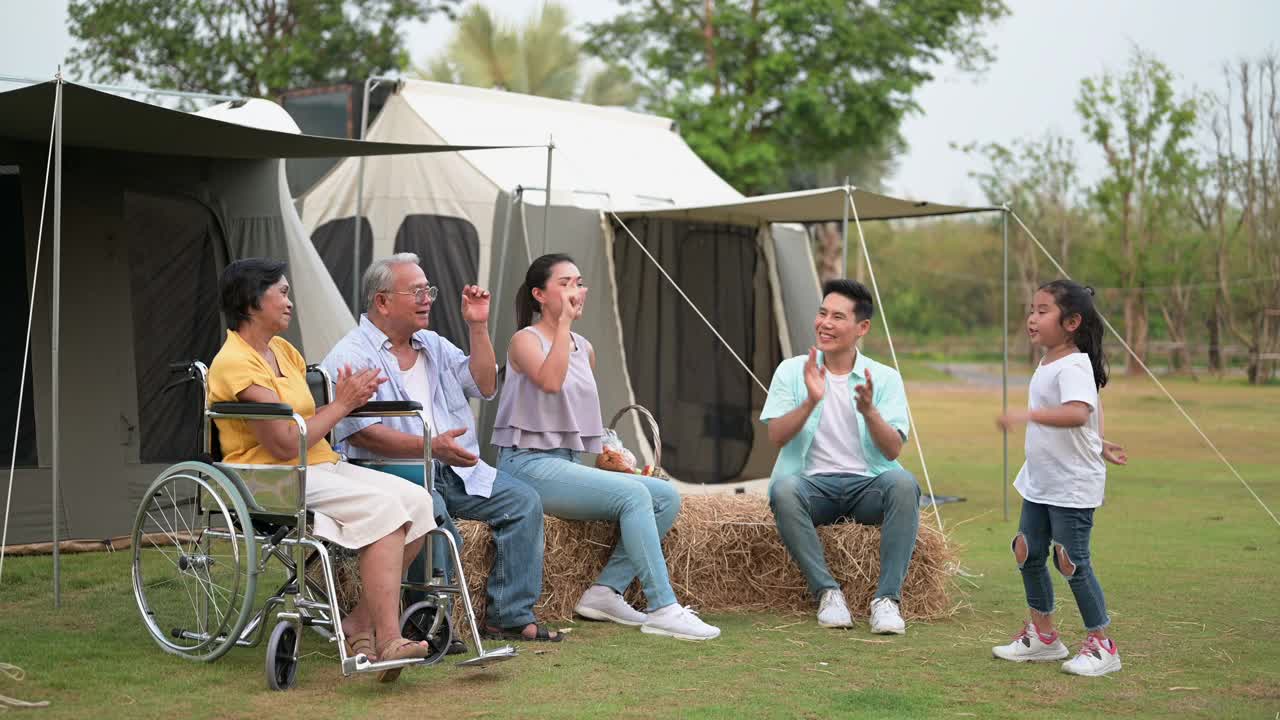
[804,371,870,477]
[1013,352,1106,508]
[398,353,435,432]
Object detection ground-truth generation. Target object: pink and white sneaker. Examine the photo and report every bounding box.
[992,622,1070,662]
[1061,635,1122,676]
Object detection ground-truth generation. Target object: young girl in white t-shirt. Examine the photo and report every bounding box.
[991,280,1128,677]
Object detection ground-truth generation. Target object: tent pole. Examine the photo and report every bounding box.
[491,189,520,345]
[52,74,64,608]
[353,78,379,318]
[542,138,554,255]
[840,180,850,277]
[1002,206,1010,522]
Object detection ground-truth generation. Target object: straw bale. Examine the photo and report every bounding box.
[457,494,956,621]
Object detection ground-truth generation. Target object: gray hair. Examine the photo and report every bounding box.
[362,252,422,311]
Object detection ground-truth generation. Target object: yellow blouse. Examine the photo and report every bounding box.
[207,330,340,466]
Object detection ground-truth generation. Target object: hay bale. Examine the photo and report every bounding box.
[458,494,956,622]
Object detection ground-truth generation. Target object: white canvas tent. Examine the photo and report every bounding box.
[295,80,825,482]
[0,80,515,569]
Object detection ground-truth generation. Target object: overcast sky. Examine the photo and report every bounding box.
[3,0,1276,204]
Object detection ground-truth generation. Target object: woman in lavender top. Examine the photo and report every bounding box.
[494,254,719,641]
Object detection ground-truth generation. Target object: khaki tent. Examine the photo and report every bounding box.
[295,80,825,482]
[0,81,514,548]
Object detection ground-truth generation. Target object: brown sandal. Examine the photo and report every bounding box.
[375,637,431,683]
[343,630,377,662]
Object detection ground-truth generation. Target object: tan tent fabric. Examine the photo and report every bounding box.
[615,186,996,224]
[0,81,524,158]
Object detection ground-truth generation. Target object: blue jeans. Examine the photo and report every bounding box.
[1015,499,1110,631]
[498,447,680,610]
[372,462,546,629]
[768,469,921,602]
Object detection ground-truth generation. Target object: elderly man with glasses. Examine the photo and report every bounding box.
[322,253,561,644]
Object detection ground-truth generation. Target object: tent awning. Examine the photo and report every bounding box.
[613,186,999,224]
[0,81,528,159]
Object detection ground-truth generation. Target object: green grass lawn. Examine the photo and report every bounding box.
[2,375,1278,719]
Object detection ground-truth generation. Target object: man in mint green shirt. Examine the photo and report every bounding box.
[762,279,920,635]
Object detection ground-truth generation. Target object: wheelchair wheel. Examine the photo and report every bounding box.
[132,462,258,662]
[400,597,453,666]
[265,621,300,690]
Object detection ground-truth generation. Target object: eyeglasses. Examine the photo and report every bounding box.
[382,285,438,304]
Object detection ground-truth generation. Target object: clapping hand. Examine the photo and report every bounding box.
[334,364,386,412]
[803,346,826,405]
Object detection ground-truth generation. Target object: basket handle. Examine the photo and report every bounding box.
[608,404,662,471]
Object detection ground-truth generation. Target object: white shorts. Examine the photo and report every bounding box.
[305,461,436,549]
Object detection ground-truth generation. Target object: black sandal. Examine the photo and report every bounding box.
[483,622,564,642]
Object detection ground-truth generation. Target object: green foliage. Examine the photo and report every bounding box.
[584,0,1009,194]
[66,0,458,97]
[421,3,639,106]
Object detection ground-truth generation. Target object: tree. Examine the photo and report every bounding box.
[1076,50,1198,376]
[421,3,639,106]
[961,133,1085,367]
[1189,55,1280,384]
[67,0,458,99]
[584,0,1008,194]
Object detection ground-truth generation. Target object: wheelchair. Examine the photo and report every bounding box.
[129,361,516,690]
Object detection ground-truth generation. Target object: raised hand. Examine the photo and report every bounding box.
[430,427,479,467]
[461,284,491,325]
[854,368,875,415]
[334,364,386,412]
[803,346,826,405]
[559,285,582,323]
[1101,439,1128,466]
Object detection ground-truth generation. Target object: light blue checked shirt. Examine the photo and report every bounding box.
[321,315,498,497]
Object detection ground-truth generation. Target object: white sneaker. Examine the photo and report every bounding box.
[574,585,648,626]
[641,604,721,641]
[992,622,1070,662]
[1061,636,1122,676]
[817,589,853,628]
[869,597,906,635]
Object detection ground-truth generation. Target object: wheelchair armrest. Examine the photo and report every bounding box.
[210,401,295,417]
[347,401,424,417]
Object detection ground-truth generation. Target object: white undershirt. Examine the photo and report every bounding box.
[398,352,434,431]
[804,370,869,476]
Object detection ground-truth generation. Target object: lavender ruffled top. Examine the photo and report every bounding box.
[492,326,605,453]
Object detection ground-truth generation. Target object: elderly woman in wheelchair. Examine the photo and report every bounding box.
[206,257,442,677]
[130,258,514,689]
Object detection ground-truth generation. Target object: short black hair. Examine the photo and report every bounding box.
[822,278,874,322]
[220,258,287,331]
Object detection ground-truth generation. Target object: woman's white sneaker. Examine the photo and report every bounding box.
[574,585,648,626]
[641,604,721,641]
[992,622,1070,662]
[1061,636,1122,676]
[869,597,906,635]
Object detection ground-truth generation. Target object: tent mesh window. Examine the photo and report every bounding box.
[613,218,781,484]
[1,169,38,467]
[393,215,480,353]
[125,192,222,463]
[311,216,373,313]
